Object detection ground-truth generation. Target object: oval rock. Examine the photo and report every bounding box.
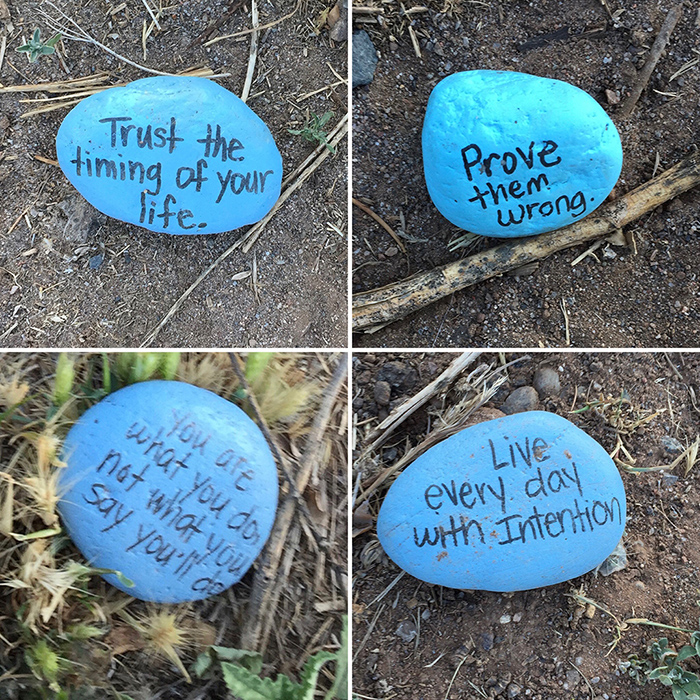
[377,411,626,591]
[422,70,623,237]
[56,76,282,234]
[57,380,279,602]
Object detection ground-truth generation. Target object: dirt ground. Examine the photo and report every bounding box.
[0,352,348,699]
[352,351,700,700]
[0,0,347,349]
[352,0,700,348]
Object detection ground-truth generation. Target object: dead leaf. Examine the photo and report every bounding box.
[327,2,340,28]
[352,499,373,536]
[105,624,145,655]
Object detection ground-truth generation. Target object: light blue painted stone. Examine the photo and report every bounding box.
[57,380,278,602]
[377,411,626,591]
[422,70,623,238]
[56,76,282,234]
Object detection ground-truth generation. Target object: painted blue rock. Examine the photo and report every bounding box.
[57,380,278,602]
[422,70,623,237]
[377,411,626,591]
[56,76,282,234]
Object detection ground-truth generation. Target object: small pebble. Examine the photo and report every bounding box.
[501,386,539,414]
[374,380,391,406]
[89,254,104,270]
[532,367,561,398]
[395,620,417,644]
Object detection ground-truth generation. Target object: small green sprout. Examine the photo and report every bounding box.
[16,28,61,63]
[289,111,336,154]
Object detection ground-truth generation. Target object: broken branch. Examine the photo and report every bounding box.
[353,149,700,332]
[619,3,684,118]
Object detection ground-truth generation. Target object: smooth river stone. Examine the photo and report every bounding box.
[57,380,278,602]
[422,70,623,238]
[56,76,282,234]
[377,411,626,591]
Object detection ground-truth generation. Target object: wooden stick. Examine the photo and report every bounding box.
[140,114,348,346]
[353,149,700,332]
[619,3,684,119]
[352,198,406,253]
[238,355,348,653]
[240,0,259,103]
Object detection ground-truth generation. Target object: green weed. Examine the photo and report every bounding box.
[289,112,336,154]
[194,615,348,699]
[620,624,700,700]
[16,29,61,63]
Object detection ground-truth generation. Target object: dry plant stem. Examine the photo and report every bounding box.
[352,198,406,253]
[307,354,349,485]
[360,351,480,455]
[619,3,684,118]
[38,2,176,76]
[236,355,348,652]
[188,0,246,48]
[12,68,230,118]
[141,114,348,346]
[204,0,302,45]
[240,0,259,103]
[353,149,700,331]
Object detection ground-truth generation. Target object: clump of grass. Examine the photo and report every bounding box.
[177,352,238,396]
[244,354,319,432]
[119,607,194,682]
[571,390,664,435]
[289,112,336,154]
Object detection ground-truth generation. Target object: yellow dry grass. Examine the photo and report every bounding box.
[0,351,347,697]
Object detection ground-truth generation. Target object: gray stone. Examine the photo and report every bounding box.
[353,31,378,88]
[328,0,348,42]
[661,436,684,454]
[395,620,417,643]
[533,367,561,398]
[89,254,104,270]
[501,386,539,414]
[374,380,391,406]
[58,194,105,244]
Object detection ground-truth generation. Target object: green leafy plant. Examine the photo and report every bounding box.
[621,627,700,700]
[16,29,61,63]
[194,616,348,700]
[289,112,336,154]
[24,638,69,693]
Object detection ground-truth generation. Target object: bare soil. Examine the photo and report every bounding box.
[352,351,700,700]
[0,0,347,349]
[352,0,700,348]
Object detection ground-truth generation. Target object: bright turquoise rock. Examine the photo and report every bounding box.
[422,70,623,237]
[56,76,282,234]
[57,381,278,602]
[377,411,626,591]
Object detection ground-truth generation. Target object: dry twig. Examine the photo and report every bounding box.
[353,149,700,332]
[352,198,406,253]
[141,114,348,346]
[234,354,348,653]
[619,3,684,118]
